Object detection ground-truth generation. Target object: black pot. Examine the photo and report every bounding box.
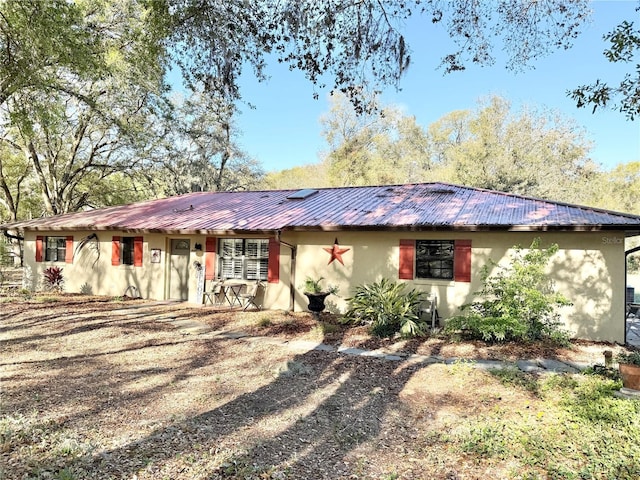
[304,292,330,313]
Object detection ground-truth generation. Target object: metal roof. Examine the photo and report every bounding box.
[4,183,640,235]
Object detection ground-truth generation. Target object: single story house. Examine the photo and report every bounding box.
[3,182,640,343]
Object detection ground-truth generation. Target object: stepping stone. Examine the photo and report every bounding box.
[473,360,511,370]
[383,354,404,361]
[405,355,439,365]
[313,344,336,352]
[219,331,249,339]
[337,346,369,356]
[517,360,543,373]
[614,387,640,400]
[536,358,579,373]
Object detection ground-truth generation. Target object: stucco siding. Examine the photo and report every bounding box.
[21,228,628,343]
[288,230,627,343]
[23,231,169,299]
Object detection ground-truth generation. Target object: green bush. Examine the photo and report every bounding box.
[446,238,571,344]
[342,278,426,338]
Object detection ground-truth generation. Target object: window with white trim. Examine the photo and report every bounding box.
[219,238,269,280]
[415,240,454,280]
[45,237,67,262]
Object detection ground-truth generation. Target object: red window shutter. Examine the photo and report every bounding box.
[112,236,121,266]
[36,236,44,262]
[267,237,280,283]
[399,239,415,280]
[65,236,74,264]
[134,237,143,267]
[454,239,472,283]
[205,237,217,280]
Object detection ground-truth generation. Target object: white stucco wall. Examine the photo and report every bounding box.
[287,230,628,343]
[22,229,629,343]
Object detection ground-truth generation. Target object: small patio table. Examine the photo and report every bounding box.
[222,283,244,307]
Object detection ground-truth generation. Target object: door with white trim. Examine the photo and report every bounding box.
[169,239,190,300]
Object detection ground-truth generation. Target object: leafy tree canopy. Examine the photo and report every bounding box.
[4,0,614,114]
[158,0,594,111]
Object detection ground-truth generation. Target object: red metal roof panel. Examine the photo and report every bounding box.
[4,183,640,233]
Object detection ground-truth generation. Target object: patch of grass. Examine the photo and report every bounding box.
[55,467,77,480]
[449,358,476,376]
[318,321,342,334]
[310,320,343,338]
[1,412,93,477]
[256,315,272,327]
[457,374,640,479]
[0,412,55,450]
[490,366,541,396]
[461,423,508,457]
[35,296,59,303]
[274,360,312,377]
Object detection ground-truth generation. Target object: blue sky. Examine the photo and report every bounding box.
[236,1,639,173]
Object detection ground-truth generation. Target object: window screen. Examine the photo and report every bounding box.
[415,240,454,280]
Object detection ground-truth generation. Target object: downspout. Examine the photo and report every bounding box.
[276,230,297,311]
[624,244,640,345]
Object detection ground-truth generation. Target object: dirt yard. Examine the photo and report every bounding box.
[0,295,626,479]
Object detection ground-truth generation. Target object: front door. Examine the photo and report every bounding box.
[169,239,190,300]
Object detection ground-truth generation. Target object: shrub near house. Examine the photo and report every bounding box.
[343,278,427,338]
[446,239,571,344]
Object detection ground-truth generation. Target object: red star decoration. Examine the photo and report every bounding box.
[323,241,350,265]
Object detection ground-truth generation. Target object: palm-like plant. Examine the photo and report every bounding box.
[343,278,426,337]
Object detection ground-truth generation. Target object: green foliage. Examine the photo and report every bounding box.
[427,96,596,204]
[55,468,77,480]
[43,267,64,292]
[157,91,264,196]
[490,367,541,396]
[320,92,432,187]
[342,278,426,338]
[459,375,640,479]
[301,276,338,295]
[616,350,640,366]
[583,162,640,216]
[36,296,60,303]
[446,238,571,344]
[260,164,329,190]
[571,19,640,119]
[0,0,167,217]
[256,316,272,327]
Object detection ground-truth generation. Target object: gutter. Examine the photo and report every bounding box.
[275,229,297,311]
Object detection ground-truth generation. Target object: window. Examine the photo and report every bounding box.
[399,239,471,283]
[415,240,454,280]
[45,237,67,262]
[219,238,269,280]
[121,237,135,265]
[111,236,143,267]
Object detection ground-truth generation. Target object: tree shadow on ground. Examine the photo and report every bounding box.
[39,319,429,479]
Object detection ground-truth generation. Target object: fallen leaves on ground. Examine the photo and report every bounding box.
[0,295,625,479]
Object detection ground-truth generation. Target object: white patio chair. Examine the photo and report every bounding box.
[203,280,223,305]
[240,280,263,311]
